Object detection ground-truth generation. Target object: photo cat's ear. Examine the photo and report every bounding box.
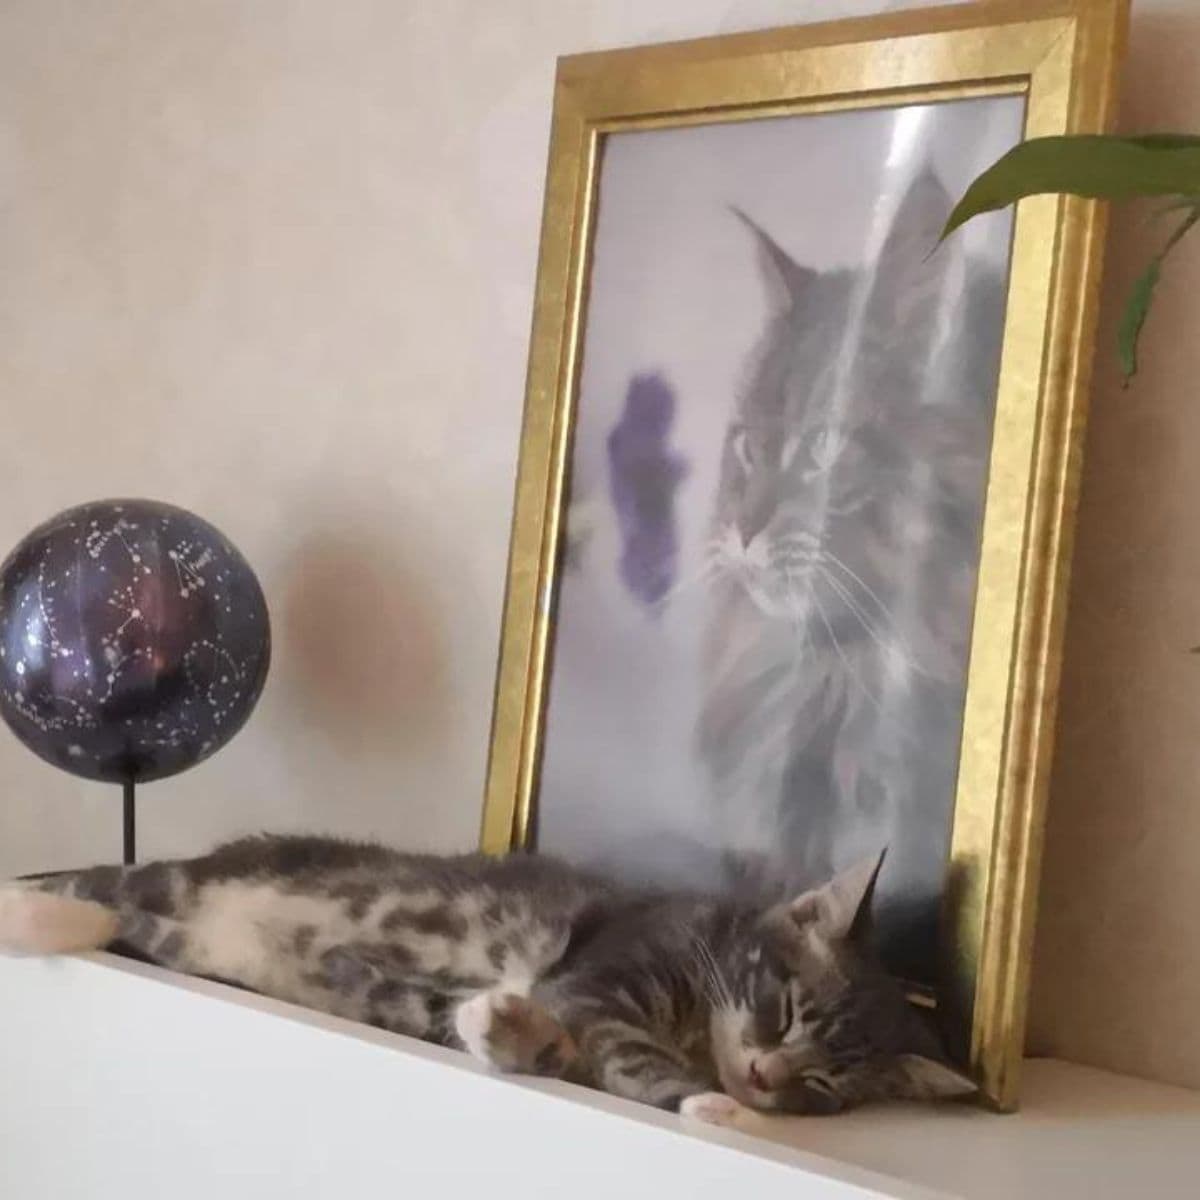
[731,206,817,311]
[785,850,886,942]
[893,1054,977,1101]
[867,166,957,335]
[882,168,953,256]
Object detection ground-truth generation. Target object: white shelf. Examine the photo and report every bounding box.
[742,1056,1200,1197]
[1,952,1196,1199]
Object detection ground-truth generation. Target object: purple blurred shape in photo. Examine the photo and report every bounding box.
[606,373,689,610]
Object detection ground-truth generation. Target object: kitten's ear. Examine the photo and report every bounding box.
[893,1054,977,1101]
[786,850,885,942]
[732,207,816,311]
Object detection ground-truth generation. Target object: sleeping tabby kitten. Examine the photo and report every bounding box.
[0,835,972,1124]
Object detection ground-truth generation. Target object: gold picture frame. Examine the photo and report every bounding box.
[480,0,1128,1109]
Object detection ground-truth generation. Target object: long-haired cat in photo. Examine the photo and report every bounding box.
[0,834,973,1125]
[698,169,1005,978]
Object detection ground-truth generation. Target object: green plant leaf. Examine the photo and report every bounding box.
[1116,205,1200,382]
[1149,195,1200,223]
[1117,260,1162,382]
[941,136,1200,239]
[1126,134,1200,150]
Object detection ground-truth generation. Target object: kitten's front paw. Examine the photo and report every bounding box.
[679,1091,748,1128]
[455,991,577,1076]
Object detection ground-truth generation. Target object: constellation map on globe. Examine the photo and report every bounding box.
[0,501,270,784]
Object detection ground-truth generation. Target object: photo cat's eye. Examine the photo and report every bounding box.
[730,428,752,471]
[810,429,844,473]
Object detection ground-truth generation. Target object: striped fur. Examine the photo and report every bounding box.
[0,835,972,1121]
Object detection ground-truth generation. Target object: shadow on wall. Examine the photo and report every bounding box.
[279,525,448,761]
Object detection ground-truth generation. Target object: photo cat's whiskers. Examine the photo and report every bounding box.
[812,564,922,681]
[648,537,726,614]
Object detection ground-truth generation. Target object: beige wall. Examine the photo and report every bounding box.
[1028,0,1200,1091]
[0,0,1196,1090]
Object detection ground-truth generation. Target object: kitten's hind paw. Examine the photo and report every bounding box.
[0,887,119,955]
[679,1092,749,1128]
[454,991,577,1076]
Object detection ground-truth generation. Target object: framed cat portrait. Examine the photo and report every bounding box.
[481,0,1128,1109]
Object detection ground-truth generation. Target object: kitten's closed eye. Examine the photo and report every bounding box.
[777,988,794,1036]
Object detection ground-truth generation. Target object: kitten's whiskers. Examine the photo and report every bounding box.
[691,935,733,1011]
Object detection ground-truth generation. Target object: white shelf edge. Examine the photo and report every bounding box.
[3,951,1198,1200]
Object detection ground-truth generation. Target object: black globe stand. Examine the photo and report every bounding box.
[123,780,137,865]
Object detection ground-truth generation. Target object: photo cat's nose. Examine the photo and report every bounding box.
[737,492,773,549]
[737,514,765,549]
